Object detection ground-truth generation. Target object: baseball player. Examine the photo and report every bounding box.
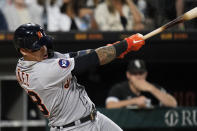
[13,23,145,131]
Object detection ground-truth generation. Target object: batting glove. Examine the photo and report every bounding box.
[119,33,145,58]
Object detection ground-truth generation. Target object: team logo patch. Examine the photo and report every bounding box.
[58,59,70,68]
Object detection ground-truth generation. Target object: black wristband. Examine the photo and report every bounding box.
[113,40,128,57]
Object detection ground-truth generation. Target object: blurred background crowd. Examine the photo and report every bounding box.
[0,0,197,32]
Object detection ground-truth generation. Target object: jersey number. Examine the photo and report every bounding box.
[28,90,49,117]
[17,68,29,86]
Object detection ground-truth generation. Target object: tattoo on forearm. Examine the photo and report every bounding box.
[95,46,116,65]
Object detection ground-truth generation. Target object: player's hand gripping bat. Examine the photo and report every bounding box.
[143,7,197,40]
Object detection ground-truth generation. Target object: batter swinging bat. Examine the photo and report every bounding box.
[143,7,197,40]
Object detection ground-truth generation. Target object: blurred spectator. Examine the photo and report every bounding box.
[60,0,84,31]
[2,0,43,31]
[0,9,8,31]
[26,0,44,27]
[146,0,184,30]
[94,0,144,31]
[136,0,146,16]
[77,0,98,30]
[0,0,6,9]
[106,59,177,109]
[46,0,65,31]
[47,0,96,31]
[60,0,96,31]
[184,0,197,30]
[86,0,103,8]
[36,0,48,30]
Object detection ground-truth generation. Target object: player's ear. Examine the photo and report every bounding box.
[126,71,131,79]
[20,48,28,56]
[144,72,148,79]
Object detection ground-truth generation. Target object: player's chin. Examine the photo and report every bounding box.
[43,54,48,59]
[37,55,48,61]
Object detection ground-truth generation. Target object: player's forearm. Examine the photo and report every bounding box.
[95,40,128,65]
[106,99,137,109]
[176,0,184,17]
[149,85,177,107]
[95,46,116,65]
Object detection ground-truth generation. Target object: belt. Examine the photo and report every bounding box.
[54,109,97,129]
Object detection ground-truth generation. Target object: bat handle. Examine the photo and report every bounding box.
[143,7,197,40]
[143,28,163,40]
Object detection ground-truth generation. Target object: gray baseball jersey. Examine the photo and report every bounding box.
[16,52,122,131]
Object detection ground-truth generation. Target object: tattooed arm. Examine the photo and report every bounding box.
[95,45,116,65]
[95,33,145,65]
[72,34,145,74]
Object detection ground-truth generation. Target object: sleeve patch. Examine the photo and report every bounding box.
[58,59,70,68]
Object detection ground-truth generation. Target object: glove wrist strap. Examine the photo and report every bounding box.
[112,40,128,58]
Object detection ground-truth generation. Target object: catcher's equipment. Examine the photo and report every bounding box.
[13,23,54,58]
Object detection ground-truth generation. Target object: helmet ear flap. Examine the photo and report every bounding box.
[47,48,54,58]
[45,36,53,49]
[14,37,25,54]
[38,35,54,58]
[45,36,54,58]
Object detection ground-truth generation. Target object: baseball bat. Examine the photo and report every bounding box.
[143,7,197,40]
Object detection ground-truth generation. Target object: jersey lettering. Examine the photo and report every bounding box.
[17,68,29,86]
[64,78,71,89]
[28,90,49,117]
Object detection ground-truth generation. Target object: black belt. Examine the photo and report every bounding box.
[54,109,97,129]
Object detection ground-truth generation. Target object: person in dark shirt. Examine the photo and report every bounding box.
[146,0,184,30]
[0,10,8,31]
[106,59,177,109]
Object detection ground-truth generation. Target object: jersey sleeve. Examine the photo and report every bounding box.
[37,58,75,88]
[63,53,71,58]
[105,84,122,104]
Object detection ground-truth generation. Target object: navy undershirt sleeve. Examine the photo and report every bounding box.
[72,51,99,75]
